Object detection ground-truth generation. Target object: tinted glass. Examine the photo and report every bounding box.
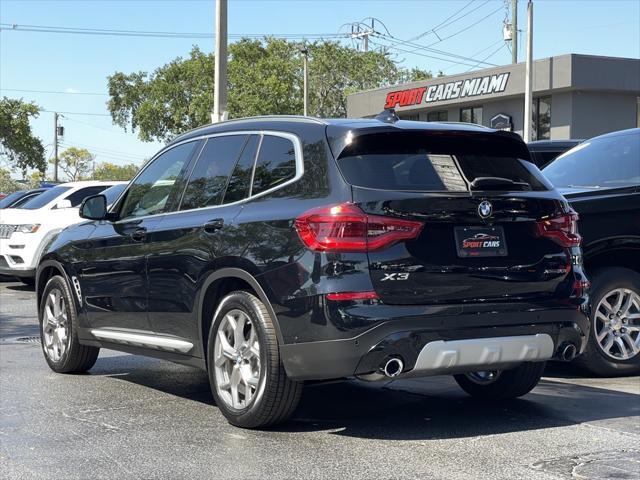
[337,132,548,192]
[119,141,196,219]
[543,132,640,189]
[65,186,110,207]
[252,136,297,196]
[21,186,72,210]
[181,135,248,210]
[0,190,28,208]
[223,135,259,203]
[102,183,127,205]
[11,191,43,208]
[427,111,448,122]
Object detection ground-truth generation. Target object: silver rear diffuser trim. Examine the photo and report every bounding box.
[91,329,194,353]
[412,333,554,375]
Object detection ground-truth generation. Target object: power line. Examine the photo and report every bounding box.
[41,109,111,117]
[1,88,107,96]
[59,140,147,161]
[442,38,505,72]
[0,23,345,40]
[424,6,504,48]
[464,43,508,73]
[375,33,499,67]
[368,39,483,69]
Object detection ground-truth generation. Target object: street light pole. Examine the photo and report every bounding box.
[53,112,59,182]
[212,0,228,123]
[511,0,518,64]
[523,0,533,142]
[301,48,309,116]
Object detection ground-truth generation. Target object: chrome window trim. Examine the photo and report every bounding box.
[112,130,304,224]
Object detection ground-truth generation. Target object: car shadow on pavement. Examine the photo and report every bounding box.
[5,284,35,292]
[91,354,639,440]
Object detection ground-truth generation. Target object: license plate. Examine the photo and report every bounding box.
[455,226,508,258]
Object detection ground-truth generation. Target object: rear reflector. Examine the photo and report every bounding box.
[295,203,424,252]
[535,210,581,247]
[326,291,379,301]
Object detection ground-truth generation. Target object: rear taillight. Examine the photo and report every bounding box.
[295,203,424,252]
[535,210,581,247]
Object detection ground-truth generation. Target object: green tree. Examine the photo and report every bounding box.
[0,97,46,174]
[107,39,433,142]
[52,147,93,181]
[93,162,139,181]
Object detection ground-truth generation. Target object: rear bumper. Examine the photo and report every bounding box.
[279,305,589,381]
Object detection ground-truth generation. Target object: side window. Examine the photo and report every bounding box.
[180,135,248,210]
[251,135,297,196]
[222,135,260,204]
[65,186,109,207]
[119,141,197,220]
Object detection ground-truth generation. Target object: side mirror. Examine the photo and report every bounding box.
[55,199,72,209]
[80,194,108,220]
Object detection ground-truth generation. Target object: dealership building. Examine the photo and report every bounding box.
[347,54,640,140]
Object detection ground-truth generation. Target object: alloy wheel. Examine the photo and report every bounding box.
[594,288,640,360]
[213,309,261,410]
[42,289,69,362]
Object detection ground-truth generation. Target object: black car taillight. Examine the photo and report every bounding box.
[534,210,581,248]
[295,203,424,253]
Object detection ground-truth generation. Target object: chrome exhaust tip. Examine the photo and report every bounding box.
[382,357,404,378]
[559,343,577,362]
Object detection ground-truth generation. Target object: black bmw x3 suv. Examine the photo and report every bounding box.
[36,113,589,428]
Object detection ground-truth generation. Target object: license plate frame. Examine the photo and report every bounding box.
[454,225,508,258]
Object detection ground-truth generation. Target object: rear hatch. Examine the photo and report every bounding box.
[335,129,579,305]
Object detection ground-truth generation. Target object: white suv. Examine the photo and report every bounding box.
[0,181,125,284]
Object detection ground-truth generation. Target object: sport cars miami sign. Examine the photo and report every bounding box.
[384,72,510,109]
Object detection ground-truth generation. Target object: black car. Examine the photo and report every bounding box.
[36,113,589,428]
[528,139,583,169]
[0,188,48,209]
[543,128,640,376]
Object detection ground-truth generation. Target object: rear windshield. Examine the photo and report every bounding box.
[336,132,549,192]
[20,186,72,210]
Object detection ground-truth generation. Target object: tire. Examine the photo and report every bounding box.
[207,290,302,429]
[573,267,640,376]
[39,275,99,373]
[20,277,35,287]
[454,362,546,399]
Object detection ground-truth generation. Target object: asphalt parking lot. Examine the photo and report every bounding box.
[1,280,639,480]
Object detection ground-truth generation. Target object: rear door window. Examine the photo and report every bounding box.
[222,135,260,203]
[251,136,297,196]
[180,135,248,210]
[336,132,548,191]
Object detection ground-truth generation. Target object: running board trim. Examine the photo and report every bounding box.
[413,334,554,373]
[90,329,194,353]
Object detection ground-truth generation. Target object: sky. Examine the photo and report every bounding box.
[1,0,639,178]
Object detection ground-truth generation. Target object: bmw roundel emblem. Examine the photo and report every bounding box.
[478,201,493,218]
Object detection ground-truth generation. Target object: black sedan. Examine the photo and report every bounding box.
[543,128,640,376]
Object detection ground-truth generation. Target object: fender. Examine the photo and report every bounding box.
[197,267,285,358]
[36,258,74,310]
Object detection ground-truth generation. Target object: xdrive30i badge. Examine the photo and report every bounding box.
[478,201,493,218]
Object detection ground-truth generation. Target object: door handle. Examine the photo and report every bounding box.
[204,218,224,233]
[130,227,147,242]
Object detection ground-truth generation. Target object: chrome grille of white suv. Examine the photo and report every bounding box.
[0,225,17,239]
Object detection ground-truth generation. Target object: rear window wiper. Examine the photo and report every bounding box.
[470,177,532,191]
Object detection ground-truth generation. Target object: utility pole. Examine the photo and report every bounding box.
[53,112,59,182]
[301,48,309,116]
[350,21,373,52]
[212,0,228,123]
[511,0,518,64]
[523,0,533,142]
